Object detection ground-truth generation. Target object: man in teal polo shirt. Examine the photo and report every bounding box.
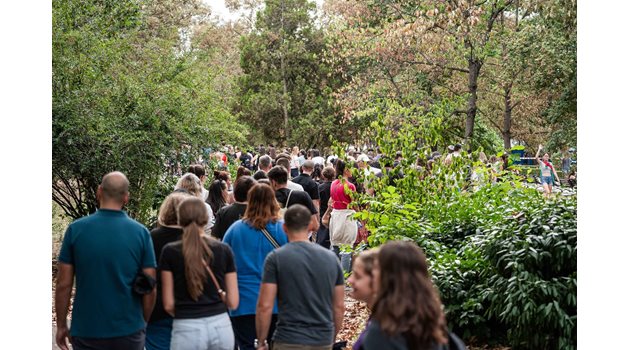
[55,172,157,350]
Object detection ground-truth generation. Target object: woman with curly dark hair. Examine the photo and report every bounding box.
[362,241,465,350]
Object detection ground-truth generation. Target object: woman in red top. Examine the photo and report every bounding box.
[329,159,358,273]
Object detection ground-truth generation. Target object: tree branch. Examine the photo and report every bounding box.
[383,66,403,102]
[402,59,469,73]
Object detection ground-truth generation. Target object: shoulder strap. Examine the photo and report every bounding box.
[285,189,294,208]
[199,238,226,303]
[260,227,280,249]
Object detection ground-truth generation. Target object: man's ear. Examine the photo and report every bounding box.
[96,186,102,202]
[122,192,130,205]
[282,223,288,234]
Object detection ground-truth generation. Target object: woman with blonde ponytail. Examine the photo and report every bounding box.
[160,197,239,350]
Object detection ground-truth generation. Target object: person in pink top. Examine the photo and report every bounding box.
[329,159,358,273]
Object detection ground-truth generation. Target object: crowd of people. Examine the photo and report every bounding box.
[54,142,574,350]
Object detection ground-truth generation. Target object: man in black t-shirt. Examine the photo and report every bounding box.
[291,160,321,211]
[212,176,257,240]
[267,166,319,233]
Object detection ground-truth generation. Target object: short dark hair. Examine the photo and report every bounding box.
[284,204,312,233]
[322,166,335,181]
[253,170,268,181]
[275,157,291,174]
[267,166,288,185]
[454,144,462,151]
[276,153,291,161]
[233,176,257,202]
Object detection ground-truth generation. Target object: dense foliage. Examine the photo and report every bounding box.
[235,0,348,148]
[322,0,577,153]
[52,0,246,223]
[344,117,577,349]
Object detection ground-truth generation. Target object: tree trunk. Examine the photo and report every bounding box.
[281,54,289,142]
[502,86,512,150]
[465,59,482,145]
[280,0,289,143]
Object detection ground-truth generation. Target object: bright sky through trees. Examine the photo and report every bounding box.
[203,0,324,23]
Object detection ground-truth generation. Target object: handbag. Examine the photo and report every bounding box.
[200,239,227,304]
[132,270,156,296]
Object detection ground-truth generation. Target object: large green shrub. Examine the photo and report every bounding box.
[480,196,577,349]
[342,114,576,349]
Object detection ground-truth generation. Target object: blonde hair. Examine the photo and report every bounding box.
[157,192,190,227]
[177,197,212,301]
[176,173,202,197]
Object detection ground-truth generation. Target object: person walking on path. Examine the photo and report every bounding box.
[222,184,289,350]
[362,241,465,350]
[315,166,336,249]
[255,205,345,350]
[160,197,239,350]
[212,175,257,240]
[329,159,358,273]
[290,146,301,178]
[267,165,319,232]
[254,155,273,180]
[292,160,321,210]
[55,171,157,350]
[535,144,561,198]
[175,173,215,233]
[146,192,189,350]
[348,249,379,350]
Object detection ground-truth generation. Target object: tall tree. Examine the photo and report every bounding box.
[235,0,344,148]
[326,0,516,147]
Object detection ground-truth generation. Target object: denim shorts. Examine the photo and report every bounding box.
[171,312,234,350]
[541,176,554,185]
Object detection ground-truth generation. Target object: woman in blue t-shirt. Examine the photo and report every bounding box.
[223,184,289,350]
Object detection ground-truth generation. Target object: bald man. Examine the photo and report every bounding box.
[55,172,157,350]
